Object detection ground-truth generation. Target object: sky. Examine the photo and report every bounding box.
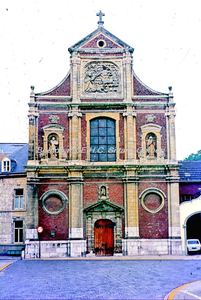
[1,0,201,160]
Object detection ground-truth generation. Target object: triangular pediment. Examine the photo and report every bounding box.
[84,200,124,213]
[68,27,134,53]
[81,33,121,49]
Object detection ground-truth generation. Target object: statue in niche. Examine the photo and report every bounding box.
[146,136,156,158]
[100,186,106,197]
[99,185,109,200]
[48,135,59,159]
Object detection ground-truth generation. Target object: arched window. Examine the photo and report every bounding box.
[90,118,116,162]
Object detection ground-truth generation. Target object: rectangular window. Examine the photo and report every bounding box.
[90,118,116,162]
[3,160,10,172]
[14,189,24,209]
[14,221,23,243]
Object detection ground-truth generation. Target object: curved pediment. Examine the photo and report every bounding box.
[84,200,124,213]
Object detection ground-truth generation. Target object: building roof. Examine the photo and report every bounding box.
[179,161,201,182]
[0,143,28,175]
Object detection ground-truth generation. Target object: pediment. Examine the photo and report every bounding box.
[84,200,124,213]
[81,33,122,50]
[68,27,133,53]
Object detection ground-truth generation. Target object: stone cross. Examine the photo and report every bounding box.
[96,10,105,27]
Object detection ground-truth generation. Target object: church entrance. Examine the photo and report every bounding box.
[94,219,114,256]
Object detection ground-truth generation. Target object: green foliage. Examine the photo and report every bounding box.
[184,150,201,161]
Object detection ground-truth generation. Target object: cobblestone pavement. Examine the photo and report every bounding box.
[0,260,201,299]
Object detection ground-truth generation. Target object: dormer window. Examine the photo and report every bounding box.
[2,158,10,172]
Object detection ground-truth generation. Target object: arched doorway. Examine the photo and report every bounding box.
[186,213,201,241]
[94,219,114,256]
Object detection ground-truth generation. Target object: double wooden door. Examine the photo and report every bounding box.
[94,219,114,256]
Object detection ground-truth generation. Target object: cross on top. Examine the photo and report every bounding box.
[96,10,105,27]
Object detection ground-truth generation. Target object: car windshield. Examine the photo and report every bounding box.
[188,240,199,244]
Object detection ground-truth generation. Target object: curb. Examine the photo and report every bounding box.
[165,280,201,300]
[0,262,12,272]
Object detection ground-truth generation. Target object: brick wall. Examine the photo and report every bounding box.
[138,180,168,239]
[83,179,124,208]
[38,184,69,241]
[81,34,121,49]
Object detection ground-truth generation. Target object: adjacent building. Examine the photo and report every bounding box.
[0,143,28,255]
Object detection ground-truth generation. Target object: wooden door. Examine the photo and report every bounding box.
[94,219,114,256]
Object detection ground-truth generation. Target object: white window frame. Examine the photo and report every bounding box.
[2,158,10,172]
[14,189,24,210]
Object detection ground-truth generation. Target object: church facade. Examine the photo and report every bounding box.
[25,12,182,258]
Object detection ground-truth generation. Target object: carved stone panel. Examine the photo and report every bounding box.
[84,62,120,94]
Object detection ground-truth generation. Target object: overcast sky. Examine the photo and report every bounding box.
[1,0,201,160]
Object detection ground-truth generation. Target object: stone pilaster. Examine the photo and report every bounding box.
[25,183,38,241]
[68,171,83,239]
[68,108,82,160]
[70,53,81,103]
[124,169,139,238]
[28,86,39,161]
[167,168,182,254]
[166,88,177,162]
[123,51,133,102]
[123,107,136,160]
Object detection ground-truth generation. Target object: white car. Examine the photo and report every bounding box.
[187,239,201,254]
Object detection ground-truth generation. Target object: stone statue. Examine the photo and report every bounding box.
[49,136,59,159]
[100,186,106,197]
[146,136,156,158]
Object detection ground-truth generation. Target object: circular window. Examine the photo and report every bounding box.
[41,190,67,215]
[97,40,106,48]
[140,189,165,214]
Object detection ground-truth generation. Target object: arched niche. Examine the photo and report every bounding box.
[41,124,66,160]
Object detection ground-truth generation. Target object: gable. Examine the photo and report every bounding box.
[81,33,121,49]
[68,27,133,54]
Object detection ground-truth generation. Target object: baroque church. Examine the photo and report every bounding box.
[23,11,182,257]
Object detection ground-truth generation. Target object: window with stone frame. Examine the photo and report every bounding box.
[90,118,116,162]
[14,220,23,243]
[14,189,24,209]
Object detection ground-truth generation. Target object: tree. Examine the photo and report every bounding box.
[184,150,201,161]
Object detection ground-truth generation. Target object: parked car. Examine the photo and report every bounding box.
[187,239,201,254]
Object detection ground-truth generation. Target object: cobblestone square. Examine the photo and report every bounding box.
[1,259,201,299]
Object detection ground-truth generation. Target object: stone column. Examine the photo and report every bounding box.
[123,107,136,160]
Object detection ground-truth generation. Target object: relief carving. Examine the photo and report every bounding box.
[84,62,119,94]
